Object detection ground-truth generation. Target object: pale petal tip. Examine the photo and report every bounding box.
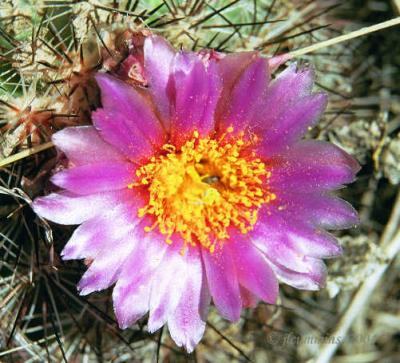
[78,279,96,296]
[324,242,343,258]
[60,245,79,261]
[94,72,118,93]
[114,307,142,330]
[94,72,110,83]
[31,198,43,216]
[78,287,92,296]
[266,284,279,305]
[144,34,174,50]
[168,323,206,353]
[59,247,69,259]
[49,173,62,187]
[31,196,55,222]
[268,53,291,72]
[116,317,130,330]
[148,313,165,333]
[51,129,63,145]
[314,91,329,109]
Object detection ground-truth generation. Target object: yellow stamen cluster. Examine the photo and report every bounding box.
[129,130,276,253]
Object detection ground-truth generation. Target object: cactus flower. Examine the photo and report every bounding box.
[33,35,360,352]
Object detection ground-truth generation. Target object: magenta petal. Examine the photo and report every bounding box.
[148,243,189,333]
[199,273,211,321]
[52,126,124,165]
[262,63,315,116]
[167,248,207,353]
[287,228,342,259]
[312,196,359,230]
[77,226,138,295]
[229,232,278,304]
[257,92,328,155]
[92,109,156,161]
[32,191,121,225]
[269,143,357,192]
[170,52,221,145]
[61,194,144,260]
[240,286,258,308]
[267,257,327,290]
[50,161,135,195]
[217,51,258,84]
[61,215,114,260]
[202,246,241,321]
[252,234,312,273]
[113,233,168,329]
[272,164,354,192]
[278,192,359,230]
[216,52,258,114]
[267,54,291,72]
[253,210,342,261]
[275,140,360,174]
[94,74,165,157]
[143,35,175,129]
[250,217,320,272]
[217,57,269,134]
[270,163,355,192]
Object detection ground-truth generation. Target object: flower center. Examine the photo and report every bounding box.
[129,129,276,253]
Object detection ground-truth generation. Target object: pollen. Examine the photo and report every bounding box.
[130,130,276,253]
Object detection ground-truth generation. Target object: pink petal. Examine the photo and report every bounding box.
[92,109,156,162]
[94,74,165,158]
[270,163,354,192]
[269,142,357,193]
[33,191,123,225]
[77,225,138,295]
[274,140,360,173]
[50,161,135,195]
[201,246,241,321]
[167,247,208,353]
[229,231,278,304]
[143,35,175,129]
[256,92,328,156]
[61,193,145,260]
[113,231,169,329]
[267,53,292,72]
[277,191,359,230]
[262,63,315,117]
[215,51,259,118]
[216,57,269,135]
[252,210,342,262]
[240,286,258,308]
[267,257,327,291]
[170,52,221,146]
[52,126,124,165]
[148,242,189,333]
[78,215,162,296]
[61,214,120,260]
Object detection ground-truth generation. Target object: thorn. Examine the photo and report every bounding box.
[259,24,331,48]
[39,37,73,64]
[89,16,113,59]
[190,0,240,29]
[147,2,165,17]
[202,18,286,29]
